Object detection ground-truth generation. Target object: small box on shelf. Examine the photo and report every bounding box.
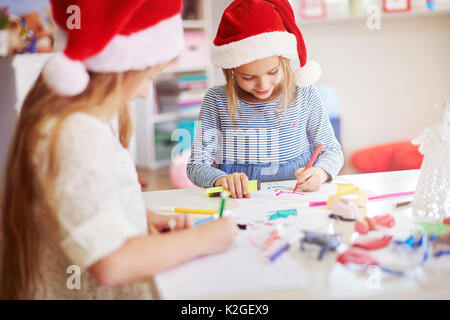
[154,72,207,115]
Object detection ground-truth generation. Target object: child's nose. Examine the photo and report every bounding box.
[256,77,270,90]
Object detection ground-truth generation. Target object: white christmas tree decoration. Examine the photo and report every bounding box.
[412,101,450,220]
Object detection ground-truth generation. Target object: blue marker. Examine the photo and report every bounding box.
[194,216,215,226]
[193,215,247,230]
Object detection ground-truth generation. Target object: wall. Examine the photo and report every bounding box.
[301,14,450,169]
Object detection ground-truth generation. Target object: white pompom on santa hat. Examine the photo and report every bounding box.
[212,0,321,87]
[44,0,184,96]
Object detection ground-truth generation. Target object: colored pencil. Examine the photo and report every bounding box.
[263,225,282,251]
[394,200,412,208]
[153,207,218,215]
[307,191,415,207]
[293,143,323,192]
[219,191,228,218]
[193,216,247,230]
[269,234,302,262]
[194,216,215,226]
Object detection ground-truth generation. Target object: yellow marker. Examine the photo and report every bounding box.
[154,207,218,215]
[206,180,261,197]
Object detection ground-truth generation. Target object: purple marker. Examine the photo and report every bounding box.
[269,234,301,262]
[269,243,290,262]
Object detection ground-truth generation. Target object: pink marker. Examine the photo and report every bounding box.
[263,225,283,251]
[308,191,416,207]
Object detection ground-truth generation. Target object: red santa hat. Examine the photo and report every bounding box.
[43,0,184,96]
[212,0,321,87]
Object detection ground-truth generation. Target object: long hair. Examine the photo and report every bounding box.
[0,67,151,300]
[222,56,297,126]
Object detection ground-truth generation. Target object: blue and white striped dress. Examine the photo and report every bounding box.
[187,85,344,187]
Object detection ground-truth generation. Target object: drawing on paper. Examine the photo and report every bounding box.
[267,209,298,221]
[266,185,305,196]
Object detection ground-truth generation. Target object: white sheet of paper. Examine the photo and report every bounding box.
[155,203,333,299]
[154,180,376,299]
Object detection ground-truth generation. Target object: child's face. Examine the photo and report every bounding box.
[234,56,283,100]
[132,61,173,100]
[132,69,160,100]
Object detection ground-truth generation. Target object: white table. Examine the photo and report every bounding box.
[143,170,450,299]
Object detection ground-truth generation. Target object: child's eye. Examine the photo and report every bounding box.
[242,76,254,81]
[269,69,279,75]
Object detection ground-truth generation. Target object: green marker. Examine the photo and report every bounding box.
[219,191,229,218]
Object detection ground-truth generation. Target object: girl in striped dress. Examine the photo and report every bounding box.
[187,0,343,198]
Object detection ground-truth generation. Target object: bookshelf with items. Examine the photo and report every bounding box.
[135,0,212,170]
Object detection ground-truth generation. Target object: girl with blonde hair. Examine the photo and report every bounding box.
[0,0,237,300]
[187,0,344,198]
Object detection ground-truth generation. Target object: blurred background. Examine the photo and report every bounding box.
[0,0,449,191]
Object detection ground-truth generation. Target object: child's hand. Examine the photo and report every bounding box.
[214,172,250,199]
[196,217,238,255]
[146,210,194,234]
[294,167,329,192]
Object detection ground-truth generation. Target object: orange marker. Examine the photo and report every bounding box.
[293,143,323,193]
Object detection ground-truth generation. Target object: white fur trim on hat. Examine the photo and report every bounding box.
[46,14,184,96]
[43,52,89,96]
[294,60,321,87]
[84,13,184,72]
[212,31,299,69]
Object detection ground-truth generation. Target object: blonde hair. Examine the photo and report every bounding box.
[222,56,297,126]
[0,67,152,300]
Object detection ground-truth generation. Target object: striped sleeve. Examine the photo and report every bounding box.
[187,87,228,187]
[305,86,344,180]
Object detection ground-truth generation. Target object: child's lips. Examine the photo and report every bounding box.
[255,89,269,95]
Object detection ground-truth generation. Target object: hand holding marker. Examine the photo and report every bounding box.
[194,191,246,229]
[293,143,323,193]
[192,191,228,227]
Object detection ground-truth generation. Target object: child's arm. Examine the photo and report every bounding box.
[186,87,228,187]
[88,217,238,287]
[303,86,344,182]
[51,116,237,289]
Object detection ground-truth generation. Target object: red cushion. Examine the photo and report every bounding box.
[391,142,424,170]
[351,142,423,173]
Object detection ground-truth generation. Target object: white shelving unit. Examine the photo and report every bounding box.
[135,0,213,170]
[297,5,450,25]
[288,0,450,24]
[0,53,52,184]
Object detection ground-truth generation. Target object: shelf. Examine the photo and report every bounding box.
[135,0,210,171]
[161,65,208,74]
[154,108,200,123]
[298,7,450,25]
